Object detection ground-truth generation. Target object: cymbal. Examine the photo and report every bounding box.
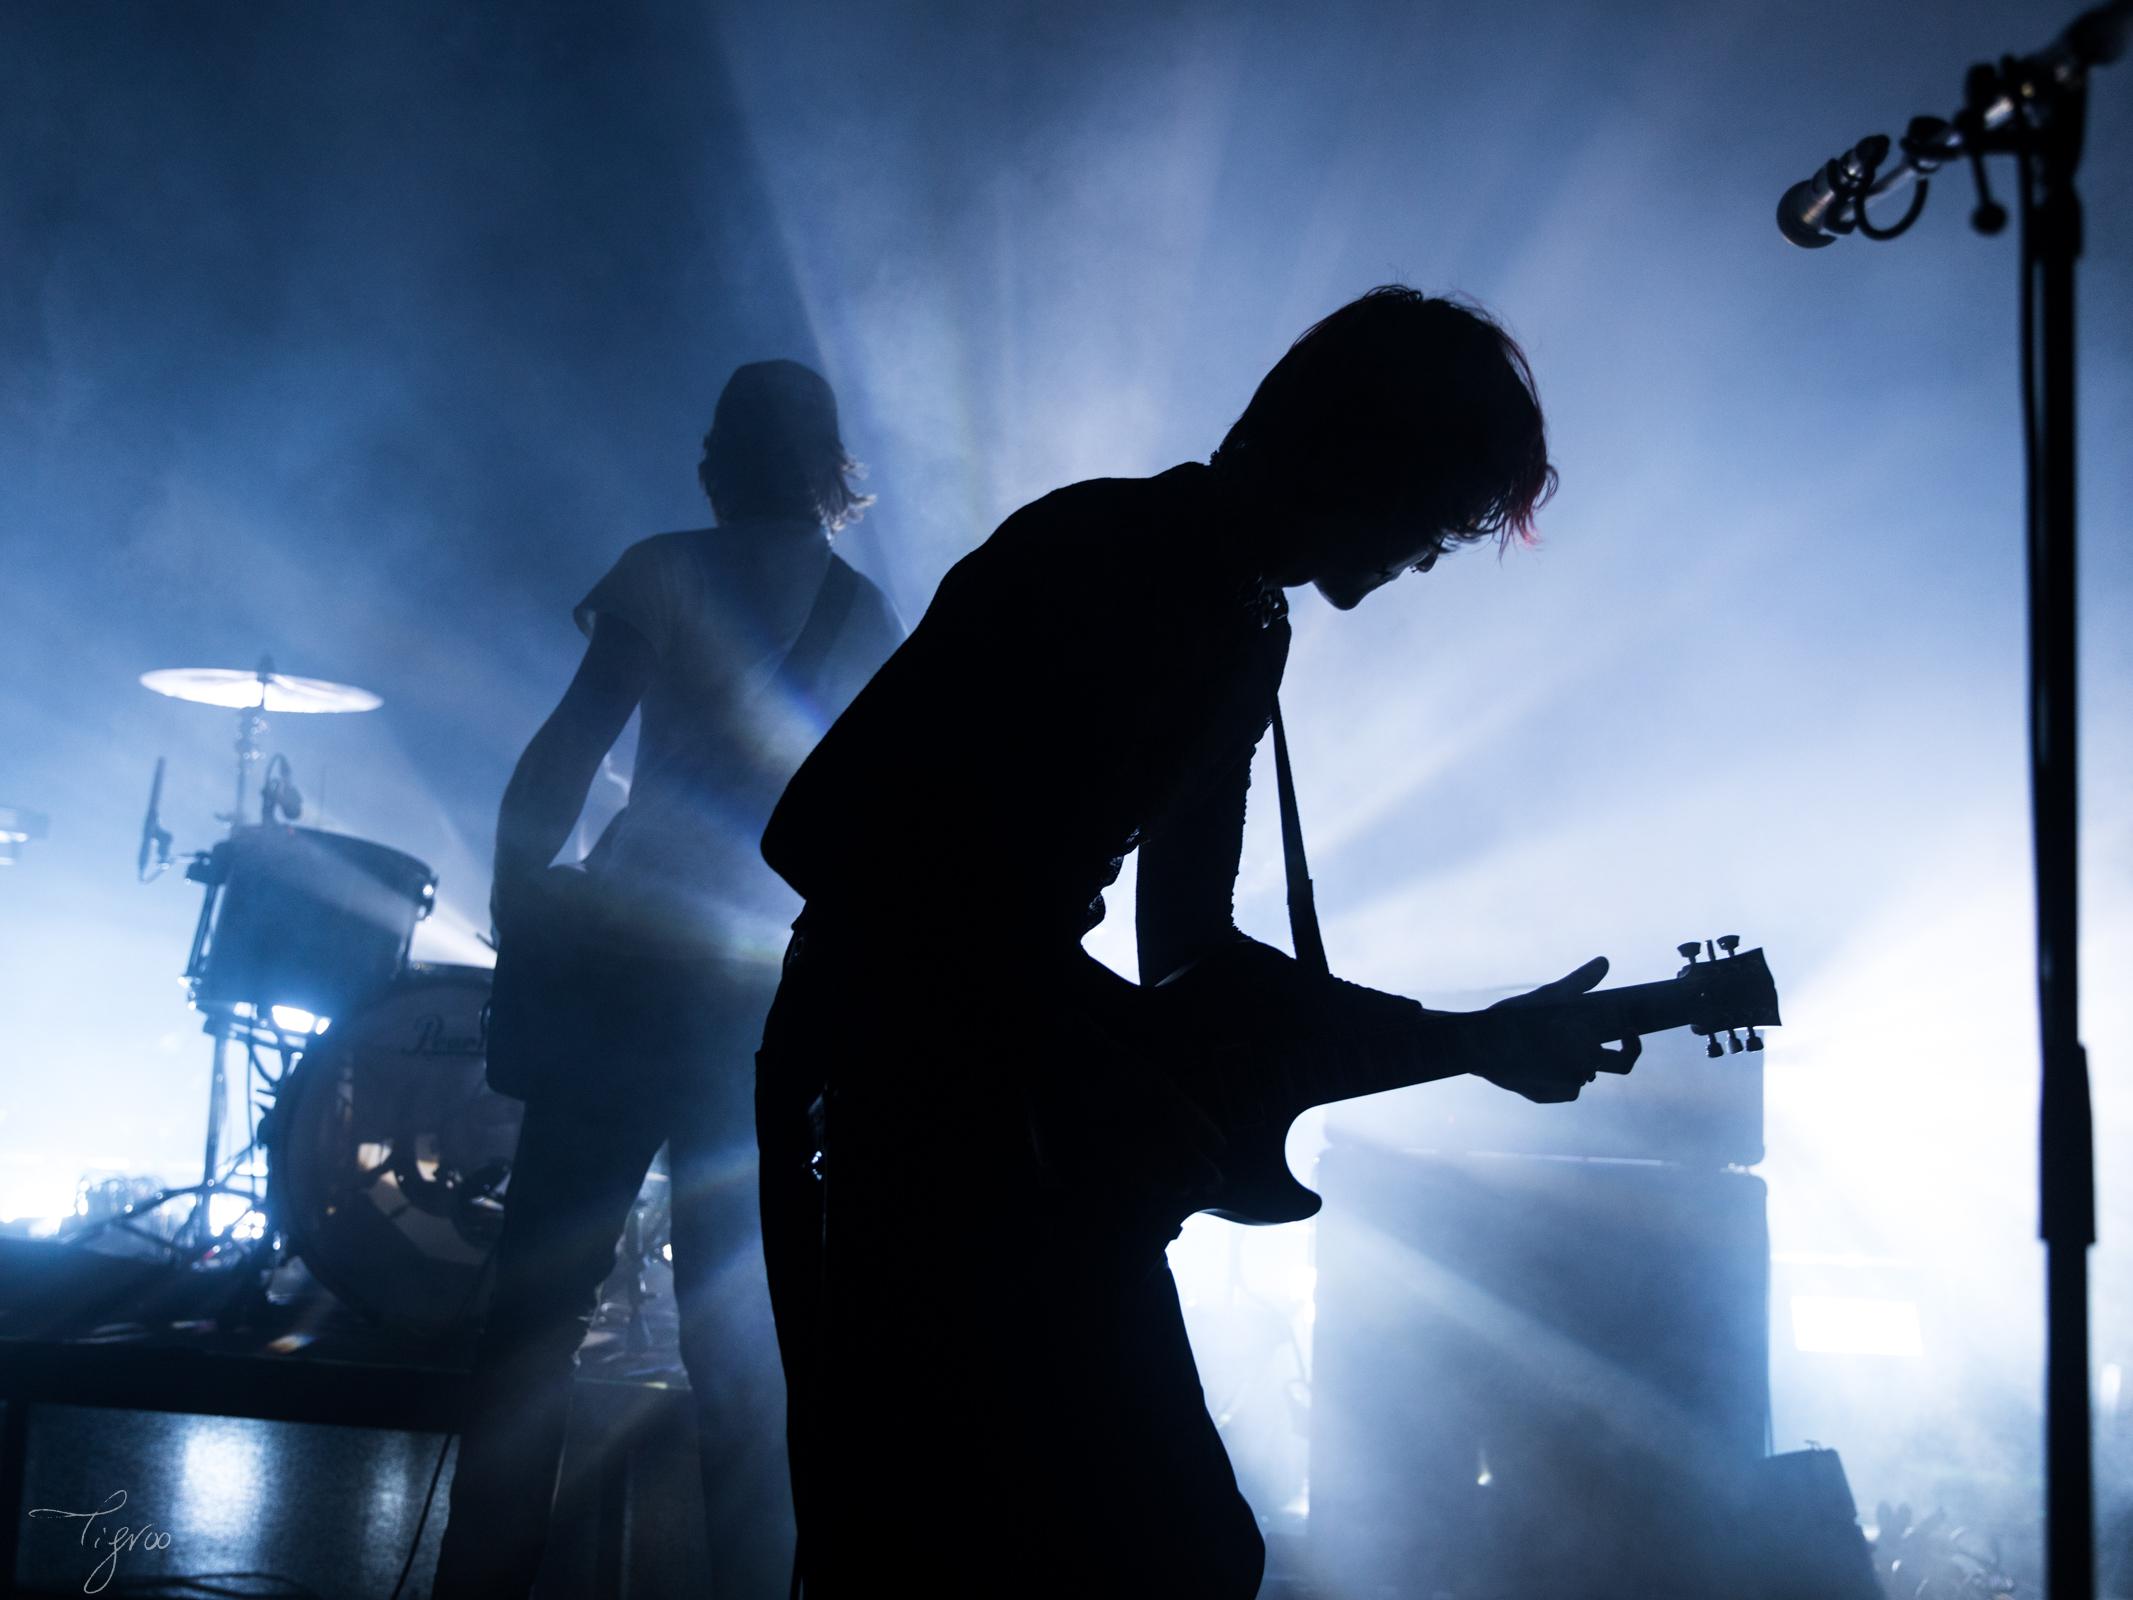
[140,668,382,714]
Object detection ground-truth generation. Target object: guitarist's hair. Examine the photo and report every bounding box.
[1211,286,1556,551]
[699,360,876,532]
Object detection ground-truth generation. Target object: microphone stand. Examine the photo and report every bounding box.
[2026,71,2097,1600]
[1781,7,2126,1594]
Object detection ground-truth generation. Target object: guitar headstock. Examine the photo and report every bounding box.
[1675,935,1782,1057]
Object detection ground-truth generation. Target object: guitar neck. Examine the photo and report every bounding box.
[1318,953,1779,1110]
[1158,940,1779,1124]
[1313,985,1672,1110]
[1568,977,1711,1043]
[1151,941,1782,1227]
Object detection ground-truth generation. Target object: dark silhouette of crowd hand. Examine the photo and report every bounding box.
[1466,955,1642,1103]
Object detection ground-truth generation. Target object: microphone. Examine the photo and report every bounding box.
[262,754,303,823]
[1778,0,2133,248]
[138,757,174,881]
[1776,135,1900,248]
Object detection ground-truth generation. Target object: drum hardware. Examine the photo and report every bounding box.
[137,759,174,882]
[140,656,379,829]
[139,660,386,715]
[114,656,414,1261]
[65,1016,306,1269]
[167,815,434,1253]
[97,659,671,1346]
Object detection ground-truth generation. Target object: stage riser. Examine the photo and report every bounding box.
[5,1391,706,1599]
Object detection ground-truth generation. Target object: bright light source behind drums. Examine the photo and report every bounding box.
[206,1192,260,1239]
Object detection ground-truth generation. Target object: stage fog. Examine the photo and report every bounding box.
[1,2,2127,1595]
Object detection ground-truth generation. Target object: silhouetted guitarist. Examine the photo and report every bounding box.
[756,289,1639,1596]
[433,361,902,1598]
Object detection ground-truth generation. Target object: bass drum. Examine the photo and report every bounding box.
[271,964,522,1342]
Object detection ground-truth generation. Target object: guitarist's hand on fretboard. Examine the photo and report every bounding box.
[1464,956,1643,1104]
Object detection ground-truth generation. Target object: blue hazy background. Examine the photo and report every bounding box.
[2,0,2128,1581]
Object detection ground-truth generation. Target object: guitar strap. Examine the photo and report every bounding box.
[774,553,863,697]
[1270,698,1330,978]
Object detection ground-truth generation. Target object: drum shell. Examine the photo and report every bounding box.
[269,963,672,1342]
[193,825,435,1019]
[270,965,518,1340]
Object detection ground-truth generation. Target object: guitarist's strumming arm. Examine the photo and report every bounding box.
[1133,748,1256,990]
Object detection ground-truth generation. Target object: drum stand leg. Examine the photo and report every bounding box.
[72,1021,275,1266]
[178,1032,235,1251]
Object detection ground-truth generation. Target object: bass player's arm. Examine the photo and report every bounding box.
[493,615,653,926]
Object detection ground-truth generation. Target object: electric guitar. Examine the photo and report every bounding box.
[1137,935,1782,1227]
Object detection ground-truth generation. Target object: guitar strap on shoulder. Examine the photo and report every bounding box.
[1270,698,1331,978]
[775,554,862,695]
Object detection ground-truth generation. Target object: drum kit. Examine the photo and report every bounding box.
[79,658,668,1344]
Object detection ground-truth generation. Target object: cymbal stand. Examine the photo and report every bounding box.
[112,653,302,1265]
[68,1008,302,1268]
[175,1008,297,1255]
[179,658,288,1251]
[219,657,276,833]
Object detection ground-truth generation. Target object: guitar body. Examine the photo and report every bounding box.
[1142,936,1782,1228]
[484,866,629,1099]
[1161,1043,1330,1225]
[1143,944,1343,1226]
[1194,1132,1328,1227]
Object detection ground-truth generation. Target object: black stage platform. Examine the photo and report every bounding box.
[0,1241,703,1599]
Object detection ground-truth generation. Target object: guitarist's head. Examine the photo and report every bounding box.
[1211,286,1556,610]
[699,360,875,533]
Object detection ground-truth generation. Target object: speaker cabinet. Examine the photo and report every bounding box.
[1309,1142,1770,1599]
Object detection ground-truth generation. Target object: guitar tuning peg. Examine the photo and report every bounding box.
[1706,1036,1724,1059]
[1717,935,1740,957]
[1746,1027,1765,1053]
[1705,939,1718,963]
[1677,942,1702,964]
[1727,1028,1744,1054]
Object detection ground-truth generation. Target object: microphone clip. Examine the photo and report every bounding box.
[1831,135,1932,243]
[261,753,303,826]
